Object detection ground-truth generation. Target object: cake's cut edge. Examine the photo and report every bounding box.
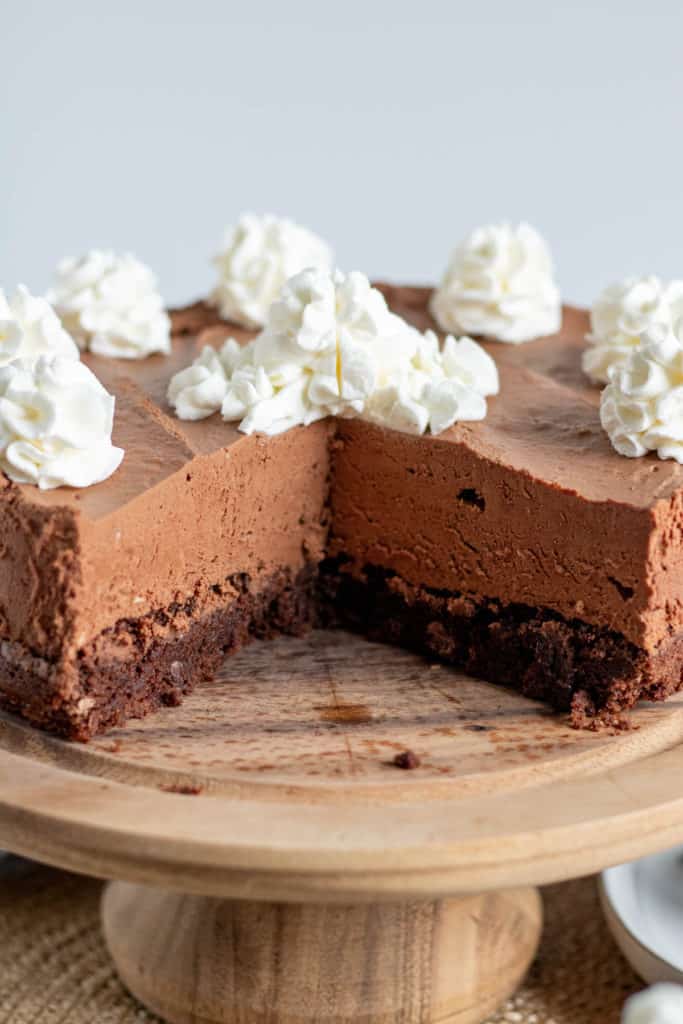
[0,564,319,740]
[5,553,682,741]
[318,558,683,730]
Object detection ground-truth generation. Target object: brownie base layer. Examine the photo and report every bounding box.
[0,565,318,740]
[319,561,683,729]
[4,557,683,741]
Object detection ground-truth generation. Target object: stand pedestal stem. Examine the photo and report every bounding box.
[102,882,542,1024]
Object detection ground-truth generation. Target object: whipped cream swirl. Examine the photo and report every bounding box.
[430,222,561,344]
[600,319,683,462]
[167,339,245,422]
[48,250,171,360]
[211,213,333,329]
[169,267,499,437]
[622,983,683,1023]
[0,355,123,489]
[365,330,499,436]
[583,276,683,385]
[0,285,79,367]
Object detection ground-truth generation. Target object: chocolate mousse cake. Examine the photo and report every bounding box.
[0,286,682,739]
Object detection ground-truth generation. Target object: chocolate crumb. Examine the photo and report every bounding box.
[160,783,203,795]
[570,690,634,733]
[392,750,421,770]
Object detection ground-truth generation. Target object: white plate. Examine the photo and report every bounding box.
[600,846,683,984]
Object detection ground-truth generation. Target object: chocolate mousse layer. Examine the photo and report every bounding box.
[2,286,683,738]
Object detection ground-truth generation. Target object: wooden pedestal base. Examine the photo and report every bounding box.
[8,633,683,1018]
[102,882,542,1024]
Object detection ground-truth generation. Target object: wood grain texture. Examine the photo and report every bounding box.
[1,630,683,901]
[102,881,542,1024]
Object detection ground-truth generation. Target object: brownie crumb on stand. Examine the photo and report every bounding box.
[160,783,204,795]
[392,750,421,770]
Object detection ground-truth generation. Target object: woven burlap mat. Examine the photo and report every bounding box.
[0,857,642,1023]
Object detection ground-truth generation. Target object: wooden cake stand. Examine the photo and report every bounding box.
[2,629,683,1024]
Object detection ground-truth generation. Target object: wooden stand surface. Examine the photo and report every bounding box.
[2,629,683,1023]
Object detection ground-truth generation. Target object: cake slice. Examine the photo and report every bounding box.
[326,289,683,725]
[0,319,331,739]
[1,288,682,738]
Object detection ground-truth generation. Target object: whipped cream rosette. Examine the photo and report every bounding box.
[430,222,561,344]
[583,276,683,385]
[169,267,499,437]
[0,355,123,489]
[211,213,333,329]
[48,250,171,359]
[0,285,79,367]
[167,340,244,422]
[600,319,683,463]
[366,330,499,436]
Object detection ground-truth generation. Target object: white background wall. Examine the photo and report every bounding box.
[2,0,682,307]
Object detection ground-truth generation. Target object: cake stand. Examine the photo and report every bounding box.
[2,629,683,1024]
